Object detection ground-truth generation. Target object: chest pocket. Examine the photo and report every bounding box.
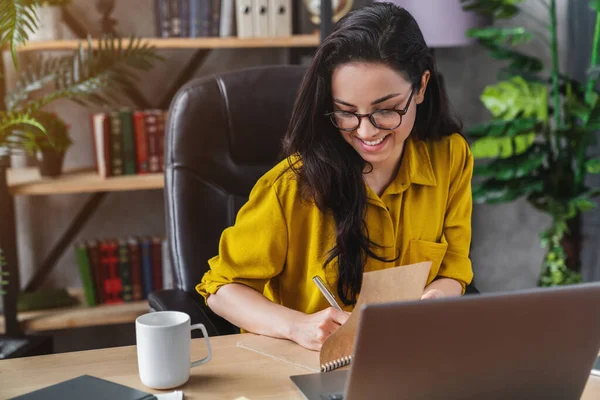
[408,239,448,284]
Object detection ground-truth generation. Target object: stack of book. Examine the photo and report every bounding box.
[155,0,293,38]
[90,109,167,178]
[74,237,173,307]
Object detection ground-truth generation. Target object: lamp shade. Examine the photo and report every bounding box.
[376,0,489,47]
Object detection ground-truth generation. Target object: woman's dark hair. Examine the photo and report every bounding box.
[282,2,462,305]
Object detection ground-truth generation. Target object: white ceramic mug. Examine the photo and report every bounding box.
[135,311,212,389]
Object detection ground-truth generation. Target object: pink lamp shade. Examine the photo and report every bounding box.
[376,0,489,47]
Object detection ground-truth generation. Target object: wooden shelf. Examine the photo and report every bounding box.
[14,34,320,52]
[0,289,149,333]
[7,167,164,196]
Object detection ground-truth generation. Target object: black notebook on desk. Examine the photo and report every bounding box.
[10,375,157,400]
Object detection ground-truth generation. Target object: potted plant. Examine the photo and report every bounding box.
[461,0,600,286]
[0,2,164,176]
[22,110,72,177]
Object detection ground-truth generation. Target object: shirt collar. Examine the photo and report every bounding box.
[368,135,437,198]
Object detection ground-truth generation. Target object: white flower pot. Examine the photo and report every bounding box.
[28,6,63,41]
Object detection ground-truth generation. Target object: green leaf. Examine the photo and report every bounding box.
[481,76,548,120]
[471,132,536,159]
[0,2,39,69]
[591,0,600,12]
[569,197,596,214]
[473,146,545,179]
[460,0,525,19]
[466,117,541,138]
[565,92,597,124]
[586,158,600,173]
[473,177,544,204]
[466,27,533,46]
[477,41,544,73]
[6,34,164,114]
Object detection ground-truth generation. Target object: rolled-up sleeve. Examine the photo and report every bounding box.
[438,143,474,292]
[196,177,288,303]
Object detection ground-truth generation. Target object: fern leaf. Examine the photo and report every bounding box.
[0,1,39,69]
[9,34,164,111]
[0,111,45,135]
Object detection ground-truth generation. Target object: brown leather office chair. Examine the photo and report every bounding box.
[148,64,479,337]
[148,65,309,336]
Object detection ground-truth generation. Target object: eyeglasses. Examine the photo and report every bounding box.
[325,89,415,132]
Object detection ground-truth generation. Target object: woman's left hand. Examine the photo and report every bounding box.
[421,288,444,300]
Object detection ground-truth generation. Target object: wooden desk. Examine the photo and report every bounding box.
[1,334,599,399]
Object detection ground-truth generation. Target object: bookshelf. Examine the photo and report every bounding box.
[14,34,321,52]
[0,288,149,332]
[0,2,331,340]
[7,168,164,196]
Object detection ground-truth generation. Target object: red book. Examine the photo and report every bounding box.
[133,111,149,174]
[99,240,123,304]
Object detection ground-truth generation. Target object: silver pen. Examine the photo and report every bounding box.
[312,276,343,311]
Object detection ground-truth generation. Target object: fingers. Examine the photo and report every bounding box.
[325,307,350,325]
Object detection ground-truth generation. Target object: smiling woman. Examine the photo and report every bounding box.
[196,2,474,351]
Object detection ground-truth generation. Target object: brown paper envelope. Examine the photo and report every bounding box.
[319,261,431,371]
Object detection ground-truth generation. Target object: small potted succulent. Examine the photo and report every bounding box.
[22,110,72,177]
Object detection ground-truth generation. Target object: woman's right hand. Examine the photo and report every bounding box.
[289,307,350,351]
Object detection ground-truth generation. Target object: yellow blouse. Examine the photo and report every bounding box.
[197,133,474,313]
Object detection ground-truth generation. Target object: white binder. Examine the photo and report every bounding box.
[252,0,270,37]
[236,0,254,38]
[268,0,292,37]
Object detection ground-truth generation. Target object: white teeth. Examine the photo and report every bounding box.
[361,136,386,146]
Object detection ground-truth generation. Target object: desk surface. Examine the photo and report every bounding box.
[1,333,599,400]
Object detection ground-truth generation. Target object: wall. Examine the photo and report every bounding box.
[6,0,570,295]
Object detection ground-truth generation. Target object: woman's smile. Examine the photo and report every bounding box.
[355,133,391,152]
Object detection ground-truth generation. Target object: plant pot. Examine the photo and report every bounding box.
[37,150,65,177]
[28,6,63,41]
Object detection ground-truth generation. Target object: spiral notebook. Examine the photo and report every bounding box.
[237,261,431,373]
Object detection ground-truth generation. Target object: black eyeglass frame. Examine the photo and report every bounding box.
[325,89,415,132]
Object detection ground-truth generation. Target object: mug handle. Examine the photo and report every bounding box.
[190,323,212,368]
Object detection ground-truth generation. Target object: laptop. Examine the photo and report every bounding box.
[291,282,600,400]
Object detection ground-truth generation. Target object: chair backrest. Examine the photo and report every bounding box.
[164,65,308,293]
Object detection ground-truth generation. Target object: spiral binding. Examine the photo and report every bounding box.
[320,355,353,372]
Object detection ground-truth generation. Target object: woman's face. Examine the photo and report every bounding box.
[330,62,429,170]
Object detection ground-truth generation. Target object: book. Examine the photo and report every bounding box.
[74,242,97,306]
[237,261,432,373]
[10,374,156,400]
[236,0,254,38]
[119,108,138,176]
[87,240,105,304]
[268,0,292,37]
[91,112,111,178]
[118,239,134,302]
[155,0,171,37]
[133,111,149,174]
[220,0,235,37]
[109,111,124,176]
[252,0,269,37]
